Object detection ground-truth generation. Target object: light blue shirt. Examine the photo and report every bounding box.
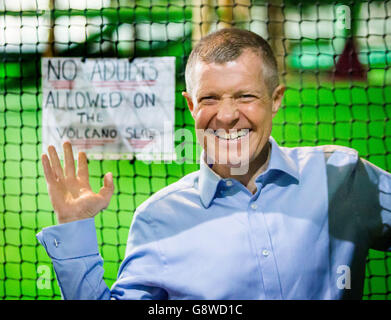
[36,137,391,300]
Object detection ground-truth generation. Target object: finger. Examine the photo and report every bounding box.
[48,145,64,180]
[41,154,56,184]
[98,172,114,205]
[77,151,90,184]
[64,141,76,179]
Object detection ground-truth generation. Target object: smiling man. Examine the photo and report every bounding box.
[37,28,391,300]
[183,31,284,191]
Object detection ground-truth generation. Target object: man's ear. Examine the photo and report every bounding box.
[182,91,195,118]
[271,84,285,117]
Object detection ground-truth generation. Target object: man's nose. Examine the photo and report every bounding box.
[216,98,239,126]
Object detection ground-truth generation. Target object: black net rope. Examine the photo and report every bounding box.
[0,0,390,299]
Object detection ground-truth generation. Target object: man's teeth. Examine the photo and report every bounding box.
[214,129,250,140]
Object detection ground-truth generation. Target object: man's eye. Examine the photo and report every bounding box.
[238,95,256,102]
[200,97,217,103]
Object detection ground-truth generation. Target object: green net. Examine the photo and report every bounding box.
[0,0,390,300]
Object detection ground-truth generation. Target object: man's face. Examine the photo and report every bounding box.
[183,49,284,172]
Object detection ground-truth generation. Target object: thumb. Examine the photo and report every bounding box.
[98,172,114,204]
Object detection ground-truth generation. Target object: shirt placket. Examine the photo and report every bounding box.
[247,184,283,300]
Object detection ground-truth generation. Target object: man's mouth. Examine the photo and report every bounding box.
[213,129,251,140]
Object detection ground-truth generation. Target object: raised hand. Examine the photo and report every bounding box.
[41,141,114,224]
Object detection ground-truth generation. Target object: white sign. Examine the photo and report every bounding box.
[41,57,176,160]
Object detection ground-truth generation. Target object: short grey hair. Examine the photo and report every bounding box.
[185,28,279,97]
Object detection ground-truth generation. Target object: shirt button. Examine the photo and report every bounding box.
[54,239,60,248]
[250,203,257,210]
[225,180,233,187]
[262,249,269,257]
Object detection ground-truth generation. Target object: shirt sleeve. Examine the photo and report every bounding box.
[36,218,111,299]
[36,211,168,300]
[353,158,391,251]
[325,147,391,252]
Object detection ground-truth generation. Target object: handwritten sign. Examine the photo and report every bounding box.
[41,57,176,160]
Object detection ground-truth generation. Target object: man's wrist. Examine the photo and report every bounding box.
[57,214,94,225]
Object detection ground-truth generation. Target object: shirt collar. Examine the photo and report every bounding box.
[199,153,222,208]
[198,136,299,208]
[266,136,300,182]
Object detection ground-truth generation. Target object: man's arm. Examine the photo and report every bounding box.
[38,142,167,299]
[355,158,391,251]
[37,141,115,299]
[36,214,168,300]
[38,141,167,299]
[325,147,391,251]
[36,218,111,299]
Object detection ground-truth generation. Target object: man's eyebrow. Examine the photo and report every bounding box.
[234,89,261,96]
[197,92,219,99]
[235,90,255,95]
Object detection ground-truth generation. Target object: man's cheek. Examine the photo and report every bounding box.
[195,109,213,130]
[196,129,215,149]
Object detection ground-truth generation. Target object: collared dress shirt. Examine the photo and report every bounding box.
[36,136,391,299]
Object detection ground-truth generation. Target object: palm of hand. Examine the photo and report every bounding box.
[42,142,114,224]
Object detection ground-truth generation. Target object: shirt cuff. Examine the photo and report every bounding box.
[36,218,99,260]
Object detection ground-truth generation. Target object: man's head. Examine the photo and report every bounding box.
[182,28,285,175]
[185,28,280,98]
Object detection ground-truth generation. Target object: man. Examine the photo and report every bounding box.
[37,28,391,300]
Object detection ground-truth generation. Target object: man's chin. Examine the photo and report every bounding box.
[209,155,251,175]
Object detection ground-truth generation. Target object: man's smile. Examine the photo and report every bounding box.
[211,128,252,141]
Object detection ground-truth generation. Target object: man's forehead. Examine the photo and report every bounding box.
[192,52,265,91]
[193,50,263,75]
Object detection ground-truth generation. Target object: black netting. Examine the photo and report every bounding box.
[0,0,390,300]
